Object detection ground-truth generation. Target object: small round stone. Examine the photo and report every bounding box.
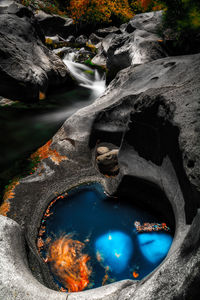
[96,146,110,155]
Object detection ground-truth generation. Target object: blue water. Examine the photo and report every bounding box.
[138,233,173,264]
[95,231,134,273]
[40,183,173,290]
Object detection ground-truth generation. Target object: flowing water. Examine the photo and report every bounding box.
[0,55,106,198]
[63,52,106,99]
[38,183,173,292]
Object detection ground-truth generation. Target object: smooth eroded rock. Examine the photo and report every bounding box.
[124,10,163,34]
[93,11,167,81]
[95,26,121,38]
[0,3,73,102]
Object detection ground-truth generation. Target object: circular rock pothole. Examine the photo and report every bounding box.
[36,182,174,293]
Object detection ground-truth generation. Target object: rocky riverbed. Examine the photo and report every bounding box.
[1,1,200,300]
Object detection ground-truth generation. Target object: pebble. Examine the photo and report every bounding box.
[96,146,110,155]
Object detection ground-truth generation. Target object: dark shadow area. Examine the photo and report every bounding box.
[126,104,198,224]
[89,128,123,148]
[89,98,132,149]
[113,175,175,234]
[0,85,94,203]
[89,96,199,224]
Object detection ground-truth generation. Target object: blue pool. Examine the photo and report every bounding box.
[38,183,173,292]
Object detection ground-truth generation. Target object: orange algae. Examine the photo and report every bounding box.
[39,91,46,100]
[31,140,68,166]
[0,179,20,216]
[47,235,92,292]
[37,237,44,250]
[36,196,62,254]
[43,197,61,221]
[133,271,139,278]
[38,226,46,237]
[102,273,109,286]
[102,266,110,286]
[60,287,67,292]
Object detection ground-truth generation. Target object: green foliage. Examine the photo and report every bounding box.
[161,0,200,30]
[84,58,96,66]
[130,0,165,13]
[161,0,200,53]
[84,70,95,75]
[84,59,108,73]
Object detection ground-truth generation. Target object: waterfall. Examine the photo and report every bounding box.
[63,52,106,99]
[35,52,106,124]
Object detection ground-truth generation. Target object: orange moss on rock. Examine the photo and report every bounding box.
[133,270,139,278]
[0,202,10,216]
[0,179,20,216]
[102,272,109,286]
[31,140,68,166]
[37,237,45,251]
[39,91,46,100]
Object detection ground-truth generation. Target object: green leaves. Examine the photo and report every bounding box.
[161,0,200,54]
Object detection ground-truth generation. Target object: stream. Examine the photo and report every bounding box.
[0,53,106,199]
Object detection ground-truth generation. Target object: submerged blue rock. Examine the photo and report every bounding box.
[95,231,134,273]
[138,232,173,264]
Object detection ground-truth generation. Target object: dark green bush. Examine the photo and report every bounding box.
[161,0,200,54]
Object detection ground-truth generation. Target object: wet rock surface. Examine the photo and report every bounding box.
[0,2,73,102]
[53,46,94,63]
[75,34,88,45]
[106,28,167,81]
[124,10,163,34]
[89,33,103,47]
[0,215,67,300]
[91,11,167,80]
[1,7,200,300]
[95,26,122,38]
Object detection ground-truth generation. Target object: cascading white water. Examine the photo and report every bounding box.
[35,52,106,123]
[63,52,106,99]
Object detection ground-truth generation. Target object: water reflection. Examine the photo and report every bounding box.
[138,232,173,264]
